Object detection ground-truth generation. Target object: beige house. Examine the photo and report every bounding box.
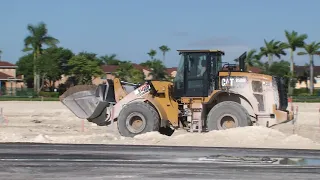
[0,61,24,95]
[166,67,178,78]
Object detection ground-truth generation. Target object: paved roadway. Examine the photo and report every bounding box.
[0,143,320,180]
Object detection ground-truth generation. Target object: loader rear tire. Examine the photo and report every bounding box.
[117,102,159,137]
[207,101,251,131]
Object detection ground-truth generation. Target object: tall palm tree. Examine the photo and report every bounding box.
[297,41,320,94]
[147,49,157,60]
[23,22,59,92]
[159,45,170,63]
[0,49,2,60]
[234,49,263,71]
[259,39,287,66]
[283,30,308,74]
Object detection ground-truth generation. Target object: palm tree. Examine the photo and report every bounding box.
[297,41,320,94]
[147,49,157,60]
[234,49,263,71]
[159,45,170,63]
[259,39,287,66]
[283,30,308,74]
[23,22,59,92]
[100,54,122,65]
[0,49,2,60]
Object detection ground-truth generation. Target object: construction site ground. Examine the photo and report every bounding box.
[0,101,319,149]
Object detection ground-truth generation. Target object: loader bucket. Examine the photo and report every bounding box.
[59,83,115,120]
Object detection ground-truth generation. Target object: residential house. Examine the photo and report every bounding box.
[166,67,177,77]
[295,65,320,89]
[0,61,24,95]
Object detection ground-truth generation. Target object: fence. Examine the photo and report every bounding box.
[292,95,320,102]
[0,87,319,102]
[0,88,37,98]
[0,88,61,101]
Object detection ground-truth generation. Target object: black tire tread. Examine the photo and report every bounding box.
[117,101,159,137]
[207,101,251,130]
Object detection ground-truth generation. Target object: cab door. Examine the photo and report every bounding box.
[184,53,208,97]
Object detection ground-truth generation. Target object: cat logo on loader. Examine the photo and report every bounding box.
[60,50,294,137]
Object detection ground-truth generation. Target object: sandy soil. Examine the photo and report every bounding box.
[0,101,319,149]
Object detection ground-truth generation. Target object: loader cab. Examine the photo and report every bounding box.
[173,50,225,98]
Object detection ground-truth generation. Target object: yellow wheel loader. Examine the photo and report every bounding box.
[60,50,294,137]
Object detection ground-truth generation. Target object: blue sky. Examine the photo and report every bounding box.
[1,0,320,68]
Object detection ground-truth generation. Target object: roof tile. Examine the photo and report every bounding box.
[0,61,16,67]
[166,67,177,74]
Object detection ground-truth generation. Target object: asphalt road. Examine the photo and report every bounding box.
[0,143,320,180]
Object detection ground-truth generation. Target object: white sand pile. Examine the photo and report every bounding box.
[0,101,319,149]
[152,126,320,149]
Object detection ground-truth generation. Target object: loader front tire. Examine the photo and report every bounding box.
[207,101,251,131]
[117,102,159,137]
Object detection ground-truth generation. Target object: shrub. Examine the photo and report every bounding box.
[38,91,59,98]
[293,88,320,96]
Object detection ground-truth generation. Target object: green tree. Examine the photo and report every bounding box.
[23,22,59,92]
[259,39,287,66]
[113,62,132,81]
[297,41,320,94]
[36,54,59,91]
[16,47,74,90]
[147,49,157,60]
[16,54,34,88]
[159,45,170,62]
[100,54,124,65]
[139,60,153,68]
[68,54,103,85]
[265,60,292,90]
[140,60,169,80]
[78,51,103,65]
[113,62,145,83]
[148,60,169,80]
[129,69,145,84]
[0,49,2,60]
[266,60,291,77]
[37,47,74,90]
